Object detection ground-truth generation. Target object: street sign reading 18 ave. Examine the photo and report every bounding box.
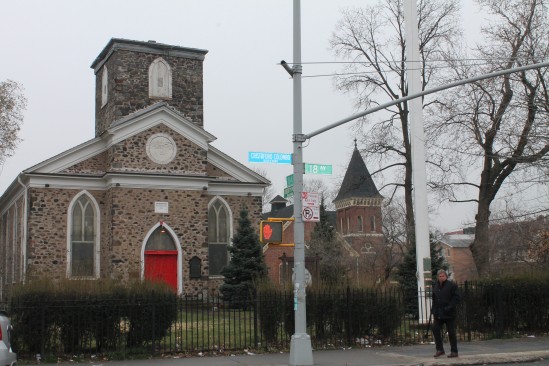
[304,163,332,174]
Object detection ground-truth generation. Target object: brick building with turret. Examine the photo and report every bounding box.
[262,142,389,286]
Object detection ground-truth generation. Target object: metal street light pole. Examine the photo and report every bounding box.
[404,0,431,324]
[288,0,313,365]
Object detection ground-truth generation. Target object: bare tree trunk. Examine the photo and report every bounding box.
[471,196,492,277]
[404,127,415,247]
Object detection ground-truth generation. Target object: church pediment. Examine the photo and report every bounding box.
[25,103,214,175]
[20,103,268,190]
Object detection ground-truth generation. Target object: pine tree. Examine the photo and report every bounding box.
[308,197,345,285]
[220,208,268,308]
[395,233,448,315]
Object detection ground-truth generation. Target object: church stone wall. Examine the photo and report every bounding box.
[62,151,109,175]
[23,185,262,296]
[206,163,235,180]
[0,196,25,301]
[26,188,75,281]
[108,124,207,175]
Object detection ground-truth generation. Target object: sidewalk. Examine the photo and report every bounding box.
[24,336,549,366]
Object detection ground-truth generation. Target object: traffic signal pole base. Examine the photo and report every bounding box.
[289,333,313,366]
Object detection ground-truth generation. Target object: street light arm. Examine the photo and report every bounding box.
[305,61,549,140]
[281,60,295,77]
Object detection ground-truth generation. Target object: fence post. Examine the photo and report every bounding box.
[151,303,156,354]
[495,284,504,338]
[464,281,471,341]
[40,302,46,358]
[253,292,259,349]
[346,286,352,347]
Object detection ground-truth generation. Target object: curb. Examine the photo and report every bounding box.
[401,351,549,366]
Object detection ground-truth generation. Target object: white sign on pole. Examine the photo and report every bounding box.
[301,192,319,222]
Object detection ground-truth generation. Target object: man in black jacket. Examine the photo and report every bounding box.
[432,269,460,358]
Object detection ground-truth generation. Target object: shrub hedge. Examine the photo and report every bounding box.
[9,279,178,355]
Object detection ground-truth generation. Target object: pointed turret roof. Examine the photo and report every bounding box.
[269,195,287,204]
[334,142,383,202]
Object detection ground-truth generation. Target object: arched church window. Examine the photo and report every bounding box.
[148,58,172,99]
[69,193,99,278]
[370,216,376,232]
[208,198,231,276]
[101,66,108,107]
[145,225,176,250]
[189,256,202,279]
[358,216,363,232]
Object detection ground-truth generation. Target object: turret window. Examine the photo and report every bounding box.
[358,216,363,232]
[370,216,376,232]
[149,58,172,99]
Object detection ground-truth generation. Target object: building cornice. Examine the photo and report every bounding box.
[335,197,383,209]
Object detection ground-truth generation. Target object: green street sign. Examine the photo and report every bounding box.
[305,163,332,175]
[284,186,294,198]
[286,174,294,187]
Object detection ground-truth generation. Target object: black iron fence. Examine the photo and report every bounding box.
[7,281,549,360]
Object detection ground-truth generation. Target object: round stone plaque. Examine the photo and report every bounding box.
[146,133,177,164]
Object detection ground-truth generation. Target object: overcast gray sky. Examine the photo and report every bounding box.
[1,0,495,232]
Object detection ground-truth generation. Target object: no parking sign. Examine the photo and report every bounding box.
[301,192,319,222]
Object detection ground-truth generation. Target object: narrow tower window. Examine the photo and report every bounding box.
[101,66,108,107]
[149,58,172,99]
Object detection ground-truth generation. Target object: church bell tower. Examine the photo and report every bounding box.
[90,38,208,136]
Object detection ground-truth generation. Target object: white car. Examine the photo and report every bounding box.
[0,310,16,366]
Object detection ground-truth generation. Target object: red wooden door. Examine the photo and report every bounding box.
[144,250,178,292]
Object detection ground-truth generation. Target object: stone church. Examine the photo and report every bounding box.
[0,38,269,299]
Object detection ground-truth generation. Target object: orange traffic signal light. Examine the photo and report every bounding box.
[260,221,283,243]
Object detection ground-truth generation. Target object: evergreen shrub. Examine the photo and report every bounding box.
[125,281,178,347]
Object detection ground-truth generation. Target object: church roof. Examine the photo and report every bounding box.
[91,38,208,71]
[439,234,474,248]
[333,144,382,202]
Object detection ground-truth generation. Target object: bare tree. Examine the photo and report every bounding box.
[527,223,549,264]
[379,199,408,281]
[428,0,549,276]
[251,167,276,213]
[487,212,548,274]
[285,177,337,210]
[0,80,27,165]
[330,0,461,245]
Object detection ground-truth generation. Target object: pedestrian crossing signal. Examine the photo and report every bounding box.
[260,221,283,243]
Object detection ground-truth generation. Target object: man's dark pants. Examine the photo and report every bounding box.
[433,317,458,353]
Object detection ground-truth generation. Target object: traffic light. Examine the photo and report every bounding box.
[260,220,283,243]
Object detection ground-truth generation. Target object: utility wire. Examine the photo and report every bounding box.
[281,56,549,79]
